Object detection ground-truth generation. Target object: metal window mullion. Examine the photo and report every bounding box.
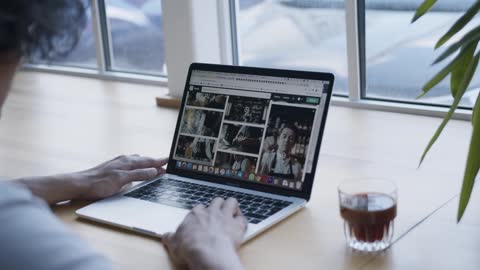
[345,0,361,101]
[217,0,235,65]
[100,0,116,71]
[357,0,366,98]
[91,0,107,74]
[229,0,240,65]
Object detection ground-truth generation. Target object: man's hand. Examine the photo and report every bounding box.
[162,198,247,270]
[75,155,168,200]
[14,155,168,204]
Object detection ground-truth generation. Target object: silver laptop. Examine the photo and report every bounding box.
[77,63,334,242]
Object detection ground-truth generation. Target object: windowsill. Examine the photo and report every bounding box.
[21,64,168,87]
[331,96,471,121]
[18,68,472,121]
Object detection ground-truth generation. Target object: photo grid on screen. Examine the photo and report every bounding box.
[174,86,320,190]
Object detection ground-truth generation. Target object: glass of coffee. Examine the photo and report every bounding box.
[338,179,397,252]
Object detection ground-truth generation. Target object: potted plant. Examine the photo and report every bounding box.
[412,0,480,221]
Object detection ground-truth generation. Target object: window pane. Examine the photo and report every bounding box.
[236,0,348,95]
[365,0,478,108]
[105,0,166,76]
[30,0,97,69]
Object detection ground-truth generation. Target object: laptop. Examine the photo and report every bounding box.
[76,63,334,242]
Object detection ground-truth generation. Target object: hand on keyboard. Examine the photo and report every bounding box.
[75,155,168,200]
[125,178,293,224]
[162,198,247,270]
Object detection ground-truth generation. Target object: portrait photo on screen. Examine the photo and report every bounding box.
[258,105,316,181]
[224,96,269,124]
[214,152,257,174]
[180,108,223,137]
[218,123,263,154]
[186,91,227,110]
[175,135,216,163]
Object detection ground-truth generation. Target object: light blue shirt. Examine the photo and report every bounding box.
[0,181,113,270]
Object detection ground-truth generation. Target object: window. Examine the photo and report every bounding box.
[234,0,348,95]
[104,0,166,75]
[363,0,478,108]
[29,0,97,69]
[24,0,477,115]
[27,0,166,79]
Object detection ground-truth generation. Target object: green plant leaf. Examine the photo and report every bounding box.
[435,1,480,49]
[457,109,480,222]
[417,43,476,99]
[412,0,437,23]
[451,42,478,97]
[419,52,480,167]
[433,26,480,65]
[473,92,480,126]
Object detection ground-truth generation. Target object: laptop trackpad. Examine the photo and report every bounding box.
[77,195,190,236]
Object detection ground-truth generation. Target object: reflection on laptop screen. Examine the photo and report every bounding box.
[173,70,330,191]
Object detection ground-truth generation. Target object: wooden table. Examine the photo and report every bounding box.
[1,72,476,270]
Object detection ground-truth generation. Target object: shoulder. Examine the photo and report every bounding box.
[262,151,274,160]
[0,182,113,270]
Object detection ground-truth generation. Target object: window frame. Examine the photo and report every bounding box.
[231,0,472,121]
[22,0,474,120]
[357,0,474,112]
[23,0,168,86]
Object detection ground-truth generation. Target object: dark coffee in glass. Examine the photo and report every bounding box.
[338,180,397,252]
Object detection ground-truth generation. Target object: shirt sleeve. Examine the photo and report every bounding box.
[293,162,302,181]
[0,181,114,270]
[259,152,269,174]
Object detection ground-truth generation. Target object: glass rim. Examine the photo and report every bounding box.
[337,178,397,196]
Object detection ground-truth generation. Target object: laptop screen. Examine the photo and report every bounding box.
[172,69,330,192]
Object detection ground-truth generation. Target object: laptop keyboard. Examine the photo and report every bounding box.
[124,178,293,224]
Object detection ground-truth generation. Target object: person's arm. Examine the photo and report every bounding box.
[12,155,168,205]
[293,162,302,181]
[240,159,250,172]
[191,137,200,154]
[232,126,246,144]
[258,152,270,175]
[205,139,213,161]
[162,198,247,270]
[0,181,114,270]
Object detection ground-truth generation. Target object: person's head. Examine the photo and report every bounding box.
[277,123,298,154]
[0,1,86,112]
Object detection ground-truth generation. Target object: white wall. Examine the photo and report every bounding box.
[162,0,233,97]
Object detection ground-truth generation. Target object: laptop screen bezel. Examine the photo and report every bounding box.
[166,63,334,201]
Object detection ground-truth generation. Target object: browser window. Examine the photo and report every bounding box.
[173,70,329,191]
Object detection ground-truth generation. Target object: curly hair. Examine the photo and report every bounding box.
[0,0,87,59]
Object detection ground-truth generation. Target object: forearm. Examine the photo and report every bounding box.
[13,173,87,205]
[10,155,168,205]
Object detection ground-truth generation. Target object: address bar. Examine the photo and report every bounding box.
[202,87,271,99]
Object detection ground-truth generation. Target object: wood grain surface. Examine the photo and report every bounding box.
[0,71,474,270]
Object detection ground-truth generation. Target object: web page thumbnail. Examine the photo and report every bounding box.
[214,152,257,174]
[218,123,263,154]
[175,135,216,164]
[187,91,227,110]
[224,96,269,124]
[180,108,222,137]
[258,105,316,181]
